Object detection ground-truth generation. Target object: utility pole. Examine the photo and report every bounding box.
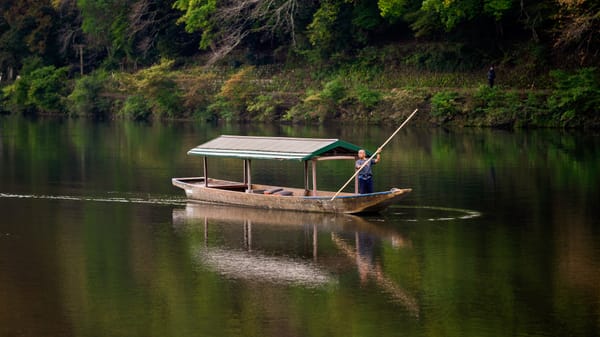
[74,44,84,75]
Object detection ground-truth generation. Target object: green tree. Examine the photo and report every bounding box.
[67,69,112,116]
[548,67,600,127]
[307,1,342,49]
[128,0,197,62]
[173,0,309,65]
[2,60,68,113]
[552,0,600,66]
[378,0,410,20]
[421,0,513,30]
[307,0,387,57]
[172,0,216,50]
[0,0,59,78]
[27,65,69,112]
[77,0,135,69]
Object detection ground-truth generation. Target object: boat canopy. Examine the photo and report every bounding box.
[188,135,369,161]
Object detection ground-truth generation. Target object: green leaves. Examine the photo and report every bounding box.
[76,0,136,67]
[547,68,600,126]
[307,1,341,48]
[173,0,216,32]
[2,63,68,113]
[173,0,217,49]
[67,70,111,117]
[430,91,460,118]
[421,0,513,30]
[378,0,409,21]
[484,0,513,20]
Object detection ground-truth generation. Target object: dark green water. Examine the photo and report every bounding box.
[1,116,599,337]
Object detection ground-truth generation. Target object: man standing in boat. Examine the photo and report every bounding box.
[356,149,380,194]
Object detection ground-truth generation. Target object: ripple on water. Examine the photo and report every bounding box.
[387,205,482,222]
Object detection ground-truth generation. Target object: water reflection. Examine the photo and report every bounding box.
[2,117,599,337]
[173,203,418,312]
[331,232,420,317]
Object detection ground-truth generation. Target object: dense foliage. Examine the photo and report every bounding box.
[0,0,599,127]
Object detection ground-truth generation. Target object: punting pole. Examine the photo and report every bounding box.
[312,159,318,196]
[330,108,418,201]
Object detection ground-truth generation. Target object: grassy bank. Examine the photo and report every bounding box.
[1,51,599,128]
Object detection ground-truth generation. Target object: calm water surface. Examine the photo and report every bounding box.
[1,116,599,337]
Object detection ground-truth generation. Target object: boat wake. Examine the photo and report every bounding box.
[387,205,482,222]
[1,192,480,220]
[0,192,187,206]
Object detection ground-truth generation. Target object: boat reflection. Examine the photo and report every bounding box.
[172,203,419,315]
[173,202,413,245]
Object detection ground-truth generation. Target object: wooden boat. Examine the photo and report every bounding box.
[172,135,411,214]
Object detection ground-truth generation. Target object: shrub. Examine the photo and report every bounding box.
[522,92,551,127]
[67,70,112,117]
[27,66,69,113]
[207,97,237,121]
[284,90,329,122]
[120,95,152,121]
[209,66,255,120]
[354,85,381,110]
[2,65,69,114]
[305,78,348,121]
[401,43,480,72]
[547,67,600,127]
[134,59,183,117]
[473,85,519,111]
[430,91,460,118]
[471,85,497,114]
[247,94,285,121]
[1,78,31,113]
[152,79,182,117]
[320,78,346,103]
[180,72,219,117]
[118,59,184,119]
[377,88,428,122]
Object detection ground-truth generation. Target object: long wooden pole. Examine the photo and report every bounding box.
[330,108,418,200]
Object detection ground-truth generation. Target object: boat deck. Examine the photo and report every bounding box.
[175,177,355,197]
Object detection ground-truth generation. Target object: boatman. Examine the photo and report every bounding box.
[356,149,380,194]
[487,65,496,88]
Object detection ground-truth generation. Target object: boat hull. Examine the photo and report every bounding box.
[172,177,411,214]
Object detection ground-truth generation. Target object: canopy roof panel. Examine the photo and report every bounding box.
[187,135,368,160]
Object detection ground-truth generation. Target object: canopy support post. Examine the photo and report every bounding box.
[312,159,317,196]
[304,161,309,195]
[203,157,208,187]
[246,159,252,193]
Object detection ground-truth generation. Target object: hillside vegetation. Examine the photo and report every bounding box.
[1,0,599,127]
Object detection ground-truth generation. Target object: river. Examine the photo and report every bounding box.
[1,116,599,337]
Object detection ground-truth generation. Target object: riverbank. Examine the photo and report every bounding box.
[1,53,599,129]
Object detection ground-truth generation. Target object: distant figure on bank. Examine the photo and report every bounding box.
[487,65,496,88]
[356,149,380,194]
